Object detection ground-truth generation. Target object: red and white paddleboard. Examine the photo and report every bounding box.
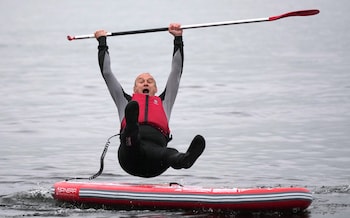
[52,180,312,212]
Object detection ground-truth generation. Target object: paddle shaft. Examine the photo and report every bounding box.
[67,9,319,41]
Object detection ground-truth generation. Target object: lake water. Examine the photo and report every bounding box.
[1,0,349,217]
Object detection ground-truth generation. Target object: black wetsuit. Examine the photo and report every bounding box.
[97,35,204,178]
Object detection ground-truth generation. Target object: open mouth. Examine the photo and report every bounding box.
[143,89,149,94]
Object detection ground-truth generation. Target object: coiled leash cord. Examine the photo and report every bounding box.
[65,134,119,181]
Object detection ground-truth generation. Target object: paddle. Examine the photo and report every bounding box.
[67,9,319,41]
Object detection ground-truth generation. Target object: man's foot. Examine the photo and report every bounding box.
[124,101,139,135]
[122,101,139,146]
[182,135,205,169]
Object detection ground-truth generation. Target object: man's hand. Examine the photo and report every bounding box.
[168,23,182,36]
[94,30,108,39]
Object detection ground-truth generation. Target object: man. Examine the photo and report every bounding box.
[94,23,205,178]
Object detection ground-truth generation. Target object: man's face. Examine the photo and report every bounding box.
[133,73,157,96]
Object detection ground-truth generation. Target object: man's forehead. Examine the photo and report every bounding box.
[136,73,154,80]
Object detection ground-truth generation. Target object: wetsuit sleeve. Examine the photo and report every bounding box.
[97,36,130,123]
[159,36,184,121]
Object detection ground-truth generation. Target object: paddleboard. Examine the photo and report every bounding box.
[51,180,312,212]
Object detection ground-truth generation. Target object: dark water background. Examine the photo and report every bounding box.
[1,0,349,217]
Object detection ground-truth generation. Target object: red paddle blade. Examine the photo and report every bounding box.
[67,35,75,41]
[269,9,320,21]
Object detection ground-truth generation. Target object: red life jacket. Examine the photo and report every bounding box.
[121,93,170,136]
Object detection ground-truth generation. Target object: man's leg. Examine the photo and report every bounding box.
[118,101,141,176]
[168,135,205,169]
[121,101,140,146]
